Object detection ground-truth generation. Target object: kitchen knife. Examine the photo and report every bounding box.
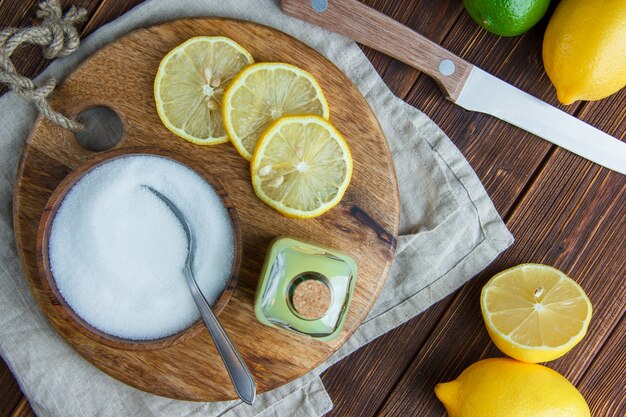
[281,0,626,175]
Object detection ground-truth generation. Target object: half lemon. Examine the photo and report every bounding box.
[154,36,254,145]
[223,62,330,160]
[481,263,592,363]
[250,115,351,219]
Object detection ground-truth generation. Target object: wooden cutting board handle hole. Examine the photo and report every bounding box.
[74,105,124,152]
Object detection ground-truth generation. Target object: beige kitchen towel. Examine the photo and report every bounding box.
[0,0,513,416]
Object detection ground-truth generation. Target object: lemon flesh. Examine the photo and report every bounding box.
[223,63,329,160]
[481,264,592,363]
[543,0,626,104]
[154,36,254,144]
[435,358,591,417]
[251,115,351,219]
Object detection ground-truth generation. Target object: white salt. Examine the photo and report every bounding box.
[49,155,235,340]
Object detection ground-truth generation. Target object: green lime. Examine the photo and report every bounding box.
[463,0,550,37]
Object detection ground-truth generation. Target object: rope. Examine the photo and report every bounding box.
[0,0,87,132]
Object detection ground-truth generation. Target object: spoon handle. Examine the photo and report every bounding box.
[184,268,256,405]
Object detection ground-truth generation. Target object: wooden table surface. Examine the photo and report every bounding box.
[0,1,624,416]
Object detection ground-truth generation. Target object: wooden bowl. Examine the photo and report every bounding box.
[36,147,242,351]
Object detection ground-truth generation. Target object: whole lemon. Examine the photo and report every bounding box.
[463,0,550,37]
[435,358,591,417]
[543,0,626,105]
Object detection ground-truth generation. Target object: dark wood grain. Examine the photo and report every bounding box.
[321,296,454,417]
[1,0,624,415]
[576,315,626,417]
[0,362,21,417]
[376,162,625,416]
[404,6,585,217]
[81,0,144,34]
[374,67,626,417]
[7,399,34,417]
[321,1,625,416]
[321,2,575,415]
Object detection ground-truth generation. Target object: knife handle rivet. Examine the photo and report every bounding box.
[439,59,456,76]
[311,0,328,12]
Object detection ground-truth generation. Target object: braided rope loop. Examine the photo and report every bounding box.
[0,0,87,132]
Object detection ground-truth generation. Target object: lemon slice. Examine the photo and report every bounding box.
[481,264,592,363]
[154,36,254,145]
[251,115,352,219]
[223,62,330,160]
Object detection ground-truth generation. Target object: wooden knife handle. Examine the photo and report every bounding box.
[281,0,472,100]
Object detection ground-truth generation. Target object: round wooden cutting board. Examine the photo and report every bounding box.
[13,18,400,401]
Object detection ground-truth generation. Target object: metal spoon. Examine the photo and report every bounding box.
[143,186,256,405]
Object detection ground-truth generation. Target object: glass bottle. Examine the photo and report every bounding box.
[254,237,358,341]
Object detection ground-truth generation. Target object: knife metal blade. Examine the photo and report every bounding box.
[281,0,626,175]
[456,67,626,174]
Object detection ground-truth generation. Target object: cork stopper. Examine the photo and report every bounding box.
[290,276,332,320]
